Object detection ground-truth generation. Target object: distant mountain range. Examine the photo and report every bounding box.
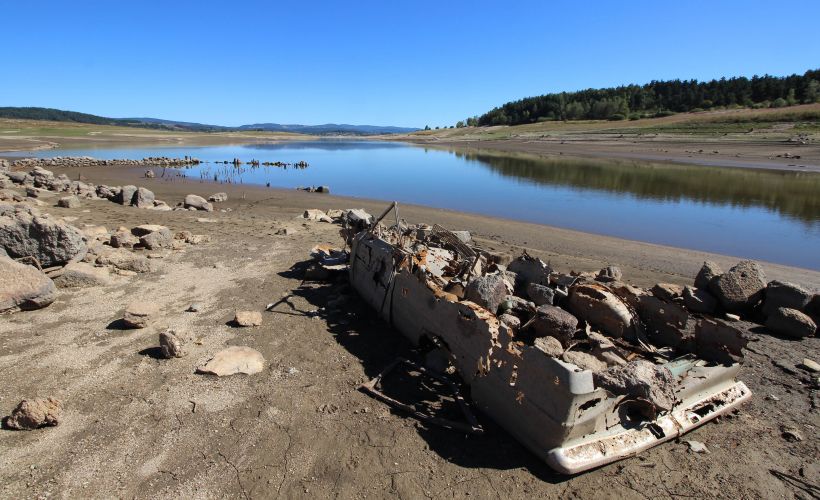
[0,107,419,135]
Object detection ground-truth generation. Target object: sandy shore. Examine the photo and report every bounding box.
[2,163,818,498]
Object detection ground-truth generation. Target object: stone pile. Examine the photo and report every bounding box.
[11,156,201,169]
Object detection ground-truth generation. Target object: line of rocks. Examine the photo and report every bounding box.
[10,156,201,169]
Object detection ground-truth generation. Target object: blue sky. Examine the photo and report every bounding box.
[3,1,819,127]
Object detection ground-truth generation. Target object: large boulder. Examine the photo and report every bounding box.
[53,262,111,288]
[507,254,552,288]
[464,273,508,313]
[57,195,81,208]
[594,360,677,411]
[184,194,213,212]
[711,260,766,313]
[132,224,172,250]
[531,305,578,344]
[117,185,138,205]
[208,192,228,202]
[568,283,635,339]
[682,286,717,314]
[0,204,86,267]
[526,282,555,306]
[132,187,155,208]
[762,281,812,317]
[766,307,816,338]
[0,256,57,312]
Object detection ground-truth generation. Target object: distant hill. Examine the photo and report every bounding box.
[0,107,419,135]
[237,123,419,135]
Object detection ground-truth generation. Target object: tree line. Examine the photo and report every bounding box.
[474,69,820,126]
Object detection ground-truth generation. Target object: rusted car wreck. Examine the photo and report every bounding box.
[343,204,751,474]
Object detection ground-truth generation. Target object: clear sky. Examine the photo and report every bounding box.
[3,0,819,127]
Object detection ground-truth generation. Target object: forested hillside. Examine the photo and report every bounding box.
[476,69,820,126]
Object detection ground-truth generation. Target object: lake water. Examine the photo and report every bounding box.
[18,141,820,270]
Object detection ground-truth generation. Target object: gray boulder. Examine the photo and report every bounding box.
[596,265,622,282]
[507,254,552,287]
[6,172,31,185]
[682,286,717,314]
[532,305,578,344]
[0,255,57,312]
[762,281,812,317]
[464,273,508,313]
[96,185,117,200]
[117,185,137,205]
[711,260,766,313]
[534,336,564,357]
[53,262,111,288]
[0,205,86,267]
[695,261,723,290]
[568,283,635,339]
[184,194,213,212]
[594,360,677,411]
[132,187,155,208]
[527,282,555,306]
[57,195,81,208]
[208,192,228,202]
[766,307,816,338]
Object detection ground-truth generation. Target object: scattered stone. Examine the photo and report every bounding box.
[0,205,87,266]
[234,310,262,327]
[159,330,186,358]
[186,303,202,313]
[196,346,265,376]
[527,282,556,306]
[766,307,816,338]
[0,255,57,312]
[464,273,508,313]
[596,265,622,282]
[762,281,812,317]
[302,209,332,223]
[132,187,155,208]
[507,254,552,287]
[711,260,766,313]
[651,283,685,302]
[799,358,820,373]
[594,360,677,411]
[53,262,111,288]
[81,224,108,241]
[684,440,710,454]
[682,286,717,314]
[144,169,155,178]
[275,227,296,236]
[110,230,139,249]
[138,226,173,250]
[3,398,62,430]
[122,301,159,328]
[531,305,578,344]
[498,313,521,329]
[184,194,213,212]
[568,283,635,339]
[534,336,564,357]
[695,261,723,289]
[562,351,607,372]
[208,192,228,202]
[780,425,803,442]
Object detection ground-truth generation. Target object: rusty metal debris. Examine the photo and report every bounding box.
[359,357,484,435]
[344,201,752,474]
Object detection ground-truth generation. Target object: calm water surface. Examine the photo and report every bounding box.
[20,141,820,269]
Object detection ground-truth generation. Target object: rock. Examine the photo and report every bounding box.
[766,307,816,338]
[637,295,695,349]
[531,305,578,344]
[651,283,685,302]
[568,283,635,339]
[184,194,213,212]
[196,346,265,376]
[302,209,332,223]
[144,169,155,178]
[464,273,508,313]
[110,230,139,249]
[695,261,723,289]
[711,260,766,313]
[275,227,296,236]
[3,398,62,430]
[344,209,374,226]
[781,425,803,442]
[159,330,186,358]
[138,228,173,250]
[234,310,262,327]
[561,351,607,372]
[151,200,171,211]
[498,313,521,329]
[684,440,710,454]
[596,265,622,282]
[122,301,159,328]
[682,286,717,314]
[0,256,57,312]
[526,282,555,306]
[132,187,155,208]
[799,358,820,373]
[186,303,202,312]
[451,230,472,244]
[208,192,228,202]
[507,254,552,287]
[762,281,812,317]
[594,360,677,411]
[315,186,330,194]
[117,185,138,205]
[57,195,81,208]
[53,262,111,288]
[96,185,116,200]
[534,336,564,357]
[81,225,108,241]
[0,206,87,266]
